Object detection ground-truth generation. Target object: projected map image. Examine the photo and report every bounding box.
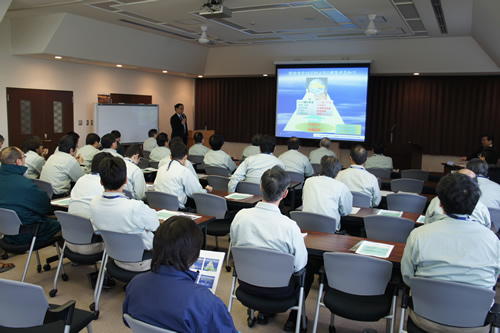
[276,66,368,142]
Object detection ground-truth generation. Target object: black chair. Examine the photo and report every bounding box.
[0,208,61,282]
[228,246,307,333]
[0,278,94,333]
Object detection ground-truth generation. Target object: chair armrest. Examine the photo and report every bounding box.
[45,300,76,326]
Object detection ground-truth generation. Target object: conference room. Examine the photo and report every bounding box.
[1,0,500,332]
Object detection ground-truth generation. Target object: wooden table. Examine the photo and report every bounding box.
[303,230,405,263]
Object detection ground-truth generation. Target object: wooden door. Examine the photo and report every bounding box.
[7,88,74,155]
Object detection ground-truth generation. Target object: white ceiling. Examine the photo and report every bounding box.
[5,0,474,46]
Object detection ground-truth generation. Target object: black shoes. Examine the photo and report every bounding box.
[284,310,308,332]
[257,312,276,325]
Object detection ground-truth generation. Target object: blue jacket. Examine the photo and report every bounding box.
[0,164,60,244]
[123,266,237,333]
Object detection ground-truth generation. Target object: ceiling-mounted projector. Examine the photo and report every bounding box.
[199,1,232,18]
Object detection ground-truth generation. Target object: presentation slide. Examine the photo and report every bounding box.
[275,64,369,142]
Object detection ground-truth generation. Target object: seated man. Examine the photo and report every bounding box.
[228,135,285,192]
[67,152,111,255]
[461,133,498,161]
[40,134,85,197]
[77,133,100,173]
[123,145,147,200]
[90,157,159,271]
[149,132,170,162]
[364,141,393,170]
[424,168,491,229]
[279,137,314,178]
[230,166,313,331]
[203,134,236,176]
[111,130,126,156]
[159,138,198,178]
[309,137,336,164]
[466,158,500,208]
[101,133,123,158]
[337,145,381,207]
[302,156,352,231]
[154,141,212,210]
[188,131,210,157]
[22,136,48,179]
[0,147,60,244]
[143,129,158,152]
[401,172,500,332]
[241,133,261,161]
[123,216,237,332]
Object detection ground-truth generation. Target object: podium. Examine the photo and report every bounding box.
[187,130,214,149]
[385,143,422,170]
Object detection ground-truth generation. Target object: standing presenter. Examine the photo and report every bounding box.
[170,103,188,144]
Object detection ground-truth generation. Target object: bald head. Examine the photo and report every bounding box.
[0,147,24,165]
[458,168,476,178]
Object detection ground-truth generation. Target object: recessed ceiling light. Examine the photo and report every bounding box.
[116,64,122,68]
[263,74,268,77]
[162,70,168,73]
[198,75,203,78]
[54,56,62,59]
[413,72,420,76]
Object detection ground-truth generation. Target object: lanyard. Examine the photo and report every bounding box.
[447,214,470,221]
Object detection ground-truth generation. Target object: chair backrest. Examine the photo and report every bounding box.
[410,277,494,328]
[488,207,500,233]
[142,150,151,159]
[206,175,230,191]
[231,246,295,288]
[145,191,179,211]
[204,166,229,176]
[55,211,96,245]
[236,181,262,195]
[187,155,204,164]
[351,191,371,208]
[99,230,146,263]
[401,169,429,181]
[32,178,54,199]
[391,178,424,194]
[311,163,321,174]
[0,207,23,235]
[0,278,49,327]
[287,171,305,190]
[149,161,159,169]
[366,168,391,179]
[363,215,414,243]
[137,158,150,169]
[124,313,177,333]
[386,193,427,214]
[192,192,227,219]
[289,211,337,234]
[323,252,392,296]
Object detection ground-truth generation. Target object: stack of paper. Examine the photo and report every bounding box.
[355,241,394,259]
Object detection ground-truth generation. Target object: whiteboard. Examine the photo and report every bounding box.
[94,104,159,144]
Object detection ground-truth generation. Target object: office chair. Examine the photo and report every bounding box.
[363,215,414,243]
[206,175,230,191]
[399,277,500,333]
[145,191,179,211]
[488,207,500,233]
[290,211,338,234]
[142,151,151,160]
[386,193,427,214]
[401,169,429,181]
[0,207,61,282]
[366,168,391,179]
[187,155,204,164]
[312,252,398,333]
[0,278,95,333]
[287,171,305,189]
[391,179,424,194]
[32,178,54,199]
[351,191,372,208]
[228,246,307,333]
[311,164,321,174]
[50,211,104,298]
[204,165,230,176]
[236,181,262,195]
[149,161,159,169]
[123,313,177,333]
[92,230,150,318]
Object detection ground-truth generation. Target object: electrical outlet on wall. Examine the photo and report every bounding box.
[91,120,93,125]
[78,120,83,126]
[86,120,89,125]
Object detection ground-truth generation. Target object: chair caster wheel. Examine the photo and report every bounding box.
[37,264,42,273]
[1,253,8,260]
[89,303,96,311]
[49,289,57,297]
[225,265,231,272]
[247,316,256,327]
[43,264,51,271]
[62,273,68,281]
